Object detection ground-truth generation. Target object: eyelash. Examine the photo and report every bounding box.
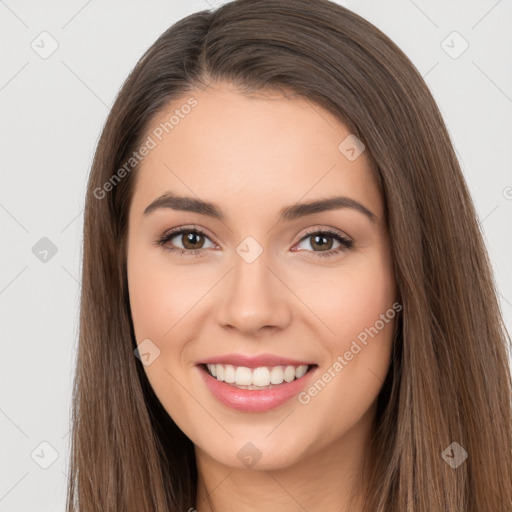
[154,225,354,259]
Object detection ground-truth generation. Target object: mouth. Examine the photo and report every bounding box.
[200,362,317,390]
[196,362,319,412]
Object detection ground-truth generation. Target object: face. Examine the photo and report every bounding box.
[126,81,397,471]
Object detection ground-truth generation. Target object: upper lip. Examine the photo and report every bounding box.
[195,353,315,369]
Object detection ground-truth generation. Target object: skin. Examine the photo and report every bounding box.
[126,81,397,512]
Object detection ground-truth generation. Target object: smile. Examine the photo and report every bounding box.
[197,363,318,412]
[206,363,310,389]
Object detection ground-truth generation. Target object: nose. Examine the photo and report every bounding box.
[215,245,292,336]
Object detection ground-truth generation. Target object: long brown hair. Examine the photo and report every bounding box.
[67,0,512,510]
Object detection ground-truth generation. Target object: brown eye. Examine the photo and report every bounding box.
[309,233,335,251]
[179,231,206,250]
[293,229,353,258]
[155,227,215,256]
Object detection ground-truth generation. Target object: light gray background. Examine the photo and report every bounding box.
[1,1,511,510]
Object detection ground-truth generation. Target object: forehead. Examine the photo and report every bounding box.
[129,81,383,222]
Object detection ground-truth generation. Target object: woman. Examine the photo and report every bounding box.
[67,0,512,510]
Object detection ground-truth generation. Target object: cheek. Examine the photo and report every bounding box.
[128,266,171,342]
[297,249,396,352]
[127,247,200,418]
[331,269,394,344]
[290,254,396,445]
[127,247,205,341]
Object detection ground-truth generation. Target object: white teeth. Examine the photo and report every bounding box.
[223,364,235,383]
[283,366,296,382]
[252,367,270,387]
[235,366,253,385]
[270,366,284,384]
[205,363,310,387]
[296,365,308,378]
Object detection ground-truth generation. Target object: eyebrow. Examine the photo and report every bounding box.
[143,192,377,223]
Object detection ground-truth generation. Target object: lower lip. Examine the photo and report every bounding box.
[197,364,318,412]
